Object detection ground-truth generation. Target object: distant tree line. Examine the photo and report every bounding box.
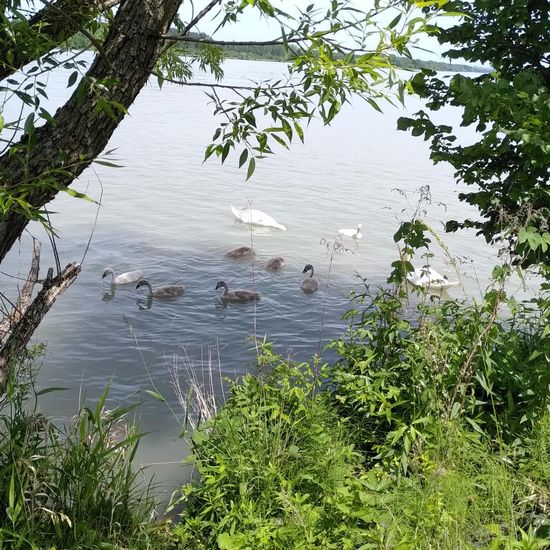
[65,30,489,73]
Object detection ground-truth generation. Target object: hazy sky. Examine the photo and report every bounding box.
[180,0,450,60]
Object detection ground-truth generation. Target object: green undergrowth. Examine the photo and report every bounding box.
[173,355,375,549]
[1,271,549,548]
[0,354,170,549]
[172,276,550,548]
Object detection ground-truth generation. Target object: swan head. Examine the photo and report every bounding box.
[135,279,149,290]
[357,223,362,230]
[303,264,314,275]
[102,268,113,279]
[215,280,228,291]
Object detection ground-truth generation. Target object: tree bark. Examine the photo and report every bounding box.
[0,0,120,82]
[0,0,183,263]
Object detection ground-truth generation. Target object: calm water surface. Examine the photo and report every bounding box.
[2,59,519,500]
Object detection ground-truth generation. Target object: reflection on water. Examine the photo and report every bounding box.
[0,59,517,502]
[136,296,154,310]
[102,284,116,302]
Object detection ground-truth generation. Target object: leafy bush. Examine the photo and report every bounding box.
[174,349,388,549]
[378,419,550,548]
[330,283,550,473]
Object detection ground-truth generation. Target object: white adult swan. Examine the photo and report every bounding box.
[338,223,362,240]
[231,205,287,231]
[136,279,185,298]
[407,266,459,290]
[301,264,318,294]
[102,268,143,285]
[215,280,260,302]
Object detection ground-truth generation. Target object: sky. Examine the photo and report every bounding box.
[179,0,452,61]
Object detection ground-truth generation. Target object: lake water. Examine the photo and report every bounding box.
[1,58,525,503]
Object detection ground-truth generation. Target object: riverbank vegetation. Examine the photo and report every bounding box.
[2,249,549,548]
[1,0,549,547]
[168,216,550,548]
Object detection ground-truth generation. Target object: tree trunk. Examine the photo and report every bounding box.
[0,0,182,263]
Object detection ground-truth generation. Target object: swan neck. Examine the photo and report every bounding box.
[143,280,153,296]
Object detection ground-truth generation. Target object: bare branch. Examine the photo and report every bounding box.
[161,35,296,47]
[0,239,41,341]
[0,260,81,393]
[183,0,222,35]
[154,72,295,91]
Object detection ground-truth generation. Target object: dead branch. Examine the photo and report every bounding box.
[0,239,41,340]
[0,259,81,393]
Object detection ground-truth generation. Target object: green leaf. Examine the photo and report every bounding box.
[246,157,256,181]
[145,389,166,402]
[94,159,124,168]
[465,417,484,434]
[293,121,304,143]
[238,148,248,168]
[67,70,78,87]
[36,387,68,396]
[24,112,35,135]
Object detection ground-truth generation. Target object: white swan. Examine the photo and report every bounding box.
[338,223,362,240]
[407,266,459,290]
[102,268,143,285]
[231,205,287,231]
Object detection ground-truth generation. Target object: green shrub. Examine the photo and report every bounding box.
[330,284,550,473]
[173,350,393,549]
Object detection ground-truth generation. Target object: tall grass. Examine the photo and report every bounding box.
[173,348,379,549]
[0,352,168,549]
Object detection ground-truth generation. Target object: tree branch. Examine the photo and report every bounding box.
[0,239,41,341]
[183,0,222,35]
[161,35,297,47]
[0,260,81,393]
[0,0,120,81]
[153,72,295,91]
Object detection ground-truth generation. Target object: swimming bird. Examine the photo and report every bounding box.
[135,279,185,298]
[102,268,143,285]
[225,246,256,259]
[338,223,363,240]
[231,205,287,231]
[407,266,459,290]
[301,264,318,294]
[215,280,260,302]
[265,256,286,271]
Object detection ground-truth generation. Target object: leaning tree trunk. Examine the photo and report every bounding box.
[0,0,183,390]
[0,241,81,391]
[0,0,183,263]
